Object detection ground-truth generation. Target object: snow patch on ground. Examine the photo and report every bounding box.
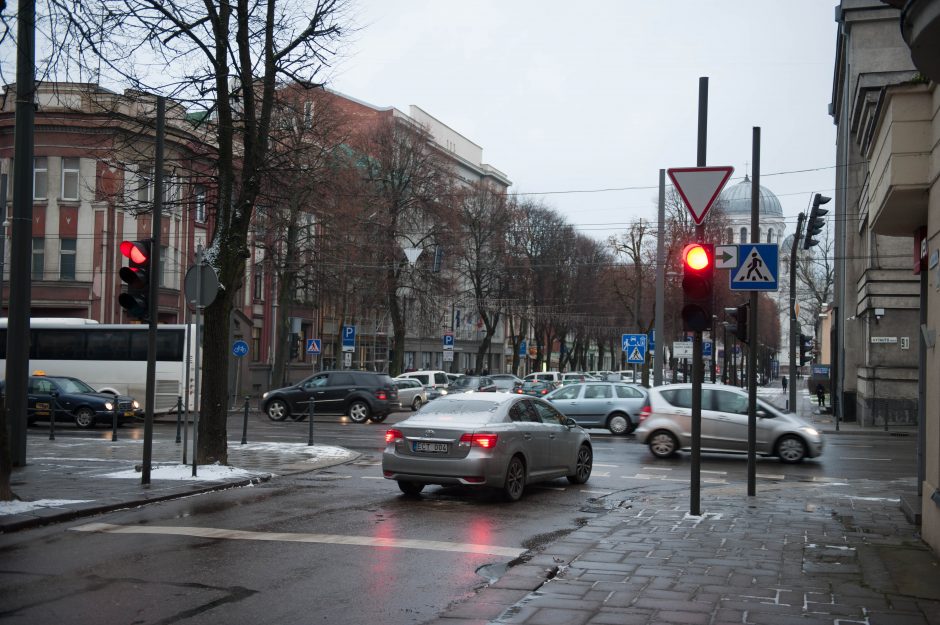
[0,499,93,516]
[99,463,262,481]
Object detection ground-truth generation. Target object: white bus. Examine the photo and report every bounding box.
[0,319,197,412]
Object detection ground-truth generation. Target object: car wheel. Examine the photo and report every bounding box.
[397,481,424,497]
[648,430,679,458]
[606,412,632,435]
[502,456,526,502]
[348,400,371,424]
[411,397,423,411]
[266,399,289,421]
[567,444,593,484]
[776,435,807,464]
[369,413,387,423]
[74,407,96,429]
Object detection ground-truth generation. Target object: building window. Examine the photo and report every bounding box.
[726,228,733,244]
[60,238,77,280]
[251,326,261,362]
[303,101,313,129]
[194,185,206,223]
[253,263,263,301]
[137,166,153,203]
[32,237,44,279]
[739,227,747,243]
[61,157,80,200]
[756,227,762,243]
[33,157,48,200]
[767,229,774,244]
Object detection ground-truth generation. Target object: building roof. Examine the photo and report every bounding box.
[719,175,783,217]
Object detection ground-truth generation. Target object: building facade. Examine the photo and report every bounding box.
[831,0,939,557]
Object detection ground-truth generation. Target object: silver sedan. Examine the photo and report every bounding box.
[382,392,593,501]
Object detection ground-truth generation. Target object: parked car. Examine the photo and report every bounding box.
[634,383,824,463]
[446,373,464,384]
[381,392,593,501]
[393,378,428,411]
[515,380,555,397]
[447,375,497,394]
[262,370,398,424]
[490,374,523,392]
[560,372,594,385]
[5,372,142,429]
[546,382,648,435]
[397,370,451,395]
[523,372,562,386]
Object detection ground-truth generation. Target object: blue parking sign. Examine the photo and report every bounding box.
[342,325,356,352]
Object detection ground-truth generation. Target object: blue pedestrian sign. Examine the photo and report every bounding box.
[232,340,249,358]
[341,325,356,353]
[731,244,779,291]
[306,339,321,355]
[622,333,647,364]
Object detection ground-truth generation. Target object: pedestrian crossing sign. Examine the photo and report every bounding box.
[730,244,779,291]
[622,333,647,364]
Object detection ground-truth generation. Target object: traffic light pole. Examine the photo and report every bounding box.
[789,213,805,416]
[746,127,760,498]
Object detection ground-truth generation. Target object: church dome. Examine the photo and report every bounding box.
[719,175,783,217]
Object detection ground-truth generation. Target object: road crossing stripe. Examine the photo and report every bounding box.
[71,522,525,558]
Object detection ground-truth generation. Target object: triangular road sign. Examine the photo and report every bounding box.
[627,346,644,363]
[732,246,773,283]
[667,166,734,225]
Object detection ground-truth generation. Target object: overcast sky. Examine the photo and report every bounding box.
[328,0,839,240]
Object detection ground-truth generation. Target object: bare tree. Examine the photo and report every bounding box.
[46,0,351,463]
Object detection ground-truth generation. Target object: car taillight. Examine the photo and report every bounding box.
[375,390,388,400]
[540,388,548,395]
[639,405,652,421]
[459,433,498,448]
[385,429,403,444]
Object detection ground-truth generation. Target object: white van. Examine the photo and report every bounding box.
[523,371,563,386]
[397,370,451,399]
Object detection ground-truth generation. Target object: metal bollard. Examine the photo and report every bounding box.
[48,391,57,441]
[111,400,118,442]
[307,398,314,446]
[175,396,183,443]
[241,396,249,445]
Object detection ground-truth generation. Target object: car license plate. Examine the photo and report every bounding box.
[124,411,135,417]
[36,402,50,410]
[414,441,448,453]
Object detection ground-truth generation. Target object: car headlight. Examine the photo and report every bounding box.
[262,391,270,400]
[800,426,820,437]
[132,400,140,409]
[440,388,448,395]
[104,401,113,411]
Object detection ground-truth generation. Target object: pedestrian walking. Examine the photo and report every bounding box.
[781,375,788,394]
[816,383,826,407]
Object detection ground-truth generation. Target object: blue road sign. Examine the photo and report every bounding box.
[306,338,321,355]
[703,341,713,359]
[341,325,356,352]
[649,329,655,351]
[731,243,779,291]
[232,340,249,358]
[622,333,647,364]
[518,340,527,357]
[443,333,455,350]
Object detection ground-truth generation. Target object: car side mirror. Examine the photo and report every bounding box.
[564,417,578,427]
[756,409,768,418]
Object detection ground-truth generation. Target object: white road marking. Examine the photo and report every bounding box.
[70,523,525,558]
[593,463,619,468]
[581,489,614,495]
[840,457,891,461]
[361,476,384,480]
[756,474,785,480]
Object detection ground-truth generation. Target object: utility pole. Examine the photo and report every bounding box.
[788,212,805,414]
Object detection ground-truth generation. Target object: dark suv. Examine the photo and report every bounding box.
[262,370,398,423]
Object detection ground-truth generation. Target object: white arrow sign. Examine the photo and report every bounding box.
[667,166,734,225]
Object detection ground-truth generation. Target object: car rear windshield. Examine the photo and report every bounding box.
[419,399,500,414]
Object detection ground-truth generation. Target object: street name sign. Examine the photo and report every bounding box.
[667,166,734,225]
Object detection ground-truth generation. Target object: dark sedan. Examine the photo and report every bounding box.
[14,374,142,429]
[514,380,554,397]
[262,370,398,423]
[447,375,497,394]
[382,392,593,501]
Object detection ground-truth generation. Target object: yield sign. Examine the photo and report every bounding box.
[667,166,734,225]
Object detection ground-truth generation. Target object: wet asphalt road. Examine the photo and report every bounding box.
[0,411,919,624]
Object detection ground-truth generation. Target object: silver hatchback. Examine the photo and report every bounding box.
[634,383,823,463]
[382,392,593,501]
[546,382,648,434]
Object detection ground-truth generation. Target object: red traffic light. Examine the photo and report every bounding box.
[682,243,712,271]
[120,240,150,265]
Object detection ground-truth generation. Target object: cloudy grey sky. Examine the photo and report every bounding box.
[329,0,839,239]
